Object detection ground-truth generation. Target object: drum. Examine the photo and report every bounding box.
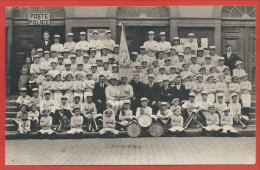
[149,123,164,137]
[127,123,141,138]
[137,115,152,128]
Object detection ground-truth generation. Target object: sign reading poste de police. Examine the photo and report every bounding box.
[28,13,50,25]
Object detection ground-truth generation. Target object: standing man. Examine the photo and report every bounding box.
[93,75,108,114]
[143,31,159,65]
[50,35,64,53]
[76,31,89,51]
[157,32,171,57]
[209,45,220,67]
[38,31,52,51]
[184,33,198,54]
[223,45,242,75]
[64,33,76,52]
[102,30,115,53]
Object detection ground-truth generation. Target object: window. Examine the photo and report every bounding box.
[221,6,256,19]
[117,6,169,18]
[12,7,66,18]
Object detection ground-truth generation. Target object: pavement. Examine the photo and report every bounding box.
[5,137,256,165]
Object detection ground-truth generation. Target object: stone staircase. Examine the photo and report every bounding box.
[5,95,256,139]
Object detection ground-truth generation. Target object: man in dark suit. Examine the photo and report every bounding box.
[93,75,108,113]
[129,74,144,113]
[223,45,242,75]
[38,31,52,51]
[160,78,173,104]
[171,76,189,104]
[144,74,161,114]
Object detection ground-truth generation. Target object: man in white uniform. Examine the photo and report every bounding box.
[76,32,89,51]
[184,33,198,54]
[64,33,76,52]
[157,32,171,57]
[143,31,158,65]
[51,35,64,53]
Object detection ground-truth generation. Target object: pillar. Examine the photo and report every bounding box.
[214,20,222,55]
[170,19,178,42]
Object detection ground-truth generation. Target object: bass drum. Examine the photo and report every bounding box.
[149,123,164,137]
[137,115,152,128]
[127,123,141,138]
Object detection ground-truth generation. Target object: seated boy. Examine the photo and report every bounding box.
[82,92,102,132]
[202,105,223,136]
[118,100,134,129]
[16,88,31,110]
[99,108,119,136]
[66,107,84,136]
[28,104,40,132]
[156,102,172,128]
[13,104,30,134]
[38,108,56,139]
[169,107,185,136]
[220,107,238,137]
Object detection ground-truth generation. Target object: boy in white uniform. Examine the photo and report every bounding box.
[16,88,31,110]
[157,32,171,57]
[51,35,64,52]
[156,102,172,128]
[240,73,252,118]
[220,107,238,137]
[38,108,56,139]
[118,100,134,128]
[76,32,89,51]
[99,108,119,136]
[233,61,246,77]
[66,107,84,136]
[143,31,158,64]
[102,30,115,53]
[209,46,220,67]
[202,105,223,136]
[137,46,150,66]
[169,107,185,136]
[64,33,76,52]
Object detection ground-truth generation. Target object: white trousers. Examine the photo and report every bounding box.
[169,126,185,132]
[222,125,238,133]
[205,125,222,131]
[99,128,119,135]
[66,128,84,134]
[39,129,55,135]
[241,94,251,107]
[208,93,215,103]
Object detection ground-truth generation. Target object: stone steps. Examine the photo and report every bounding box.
[5,126,255,140]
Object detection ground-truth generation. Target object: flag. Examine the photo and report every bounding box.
[119,23,130,67]
[118,23,132,81]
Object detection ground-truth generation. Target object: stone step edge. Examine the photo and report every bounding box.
[5,127,256,139]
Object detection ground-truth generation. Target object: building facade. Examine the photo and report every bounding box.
[5,6,256,97]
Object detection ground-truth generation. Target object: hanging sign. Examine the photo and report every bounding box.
[28,13,50,25]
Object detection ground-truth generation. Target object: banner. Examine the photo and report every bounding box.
[28,13,50,25]
[119,23,130,67]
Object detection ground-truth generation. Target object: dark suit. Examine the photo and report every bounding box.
[38,40,52,51]
[129,80,145,112]
[160,86,173,103]
[93,83,107,113]
[172,84,189,103]
[144,83,161,114]
[223,52,242,75]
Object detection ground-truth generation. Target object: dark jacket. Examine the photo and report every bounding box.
[38,40,52,52]
[172,84,189,103]
[93,83,107,103]
[129,80,144,100]
[144,83,161,103]
[160,86,173,102]
[223,52,242,74]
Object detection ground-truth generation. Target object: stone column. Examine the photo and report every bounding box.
[170,19,178,42]
[214,20,222,55]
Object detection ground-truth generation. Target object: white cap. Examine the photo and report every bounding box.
[114,44,120,48]
[197,47,204,51]
[148,31,154,35]
[68,33,73,36]
[33,55,40,58]
[85,92,93,97]
[188,33,195,37]
[216,93,224,97]
[208,105,215,109]
[141,97,149,102]
[159,66,165,70]
[64,60,71,65]
[93,30,99,34]
[201,91,208,95]
[123,100,131,104]
[37,48,43,52]
[223,107,230,112]
[160,32,166,36]
[43,90,51,95]
[219,57,225,60]
[161,102,168,106]
[191,55,197,59]
[189,92,196,97]
[235,61,243,65]
[147,74,155,79]
[171,98,179,104]
[112,64,118,68]
[178,53,184,56]
[205,55,211,59]
[90,48,96,52]
[173,37,180,40]
[80,32,86,35]
[105,30,112,34]
[21,87,27,91]
[230,93,238,98]
[140,46,146,49]
[44,51,50,54]
[209,45,216,49]
[32,88,39,92]
[132,51,138,55]
[54,34,60,38]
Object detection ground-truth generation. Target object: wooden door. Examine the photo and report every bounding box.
[248,27,256,84]
[11,26,41,94]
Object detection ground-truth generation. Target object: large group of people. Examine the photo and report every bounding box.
[14,30,252,138]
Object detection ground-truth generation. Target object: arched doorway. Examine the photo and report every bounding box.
[221,6,256,83]
[10,7,66,95]
[115,6,170,52]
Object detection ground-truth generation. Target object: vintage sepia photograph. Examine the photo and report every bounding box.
[5,6,256,165]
